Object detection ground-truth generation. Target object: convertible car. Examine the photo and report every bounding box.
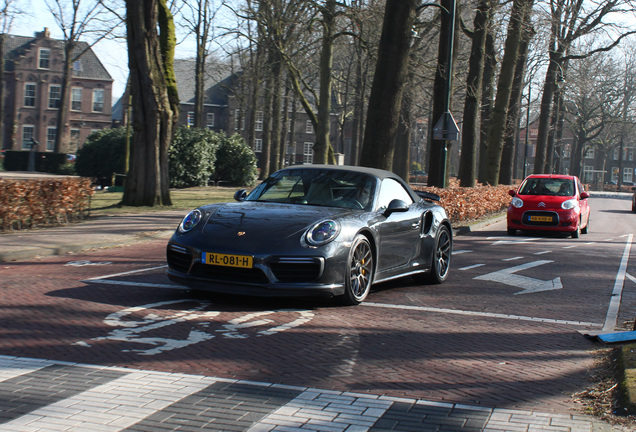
[167,165,452,305]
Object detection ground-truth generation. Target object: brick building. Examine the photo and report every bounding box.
[2,28,113,154]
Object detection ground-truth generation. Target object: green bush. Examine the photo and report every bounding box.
[214,133,258,187]
[75,128,127,186]
[169,127,218,188]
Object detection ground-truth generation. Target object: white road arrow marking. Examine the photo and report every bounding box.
[474,260,562,295]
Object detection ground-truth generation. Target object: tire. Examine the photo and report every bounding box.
[581,216,589,234]
[571,220,580,238]
[339,235,374,305]
[507,227,516,236]
[428,224,452,284]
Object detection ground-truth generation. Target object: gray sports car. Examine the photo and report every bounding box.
[167,165,452,305]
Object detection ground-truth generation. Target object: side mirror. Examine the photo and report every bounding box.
[234,189,248,202]
[384,199,409,216]
[580,191,590,199]
[508,190,516,197]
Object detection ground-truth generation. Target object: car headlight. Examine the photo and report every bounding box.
[306,220,340,246]
[179,209,202,233]
[561,199,579,210]
[511,197,524,208]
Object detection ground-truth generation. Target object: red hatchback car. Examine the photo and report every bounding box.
[507,174,590,238]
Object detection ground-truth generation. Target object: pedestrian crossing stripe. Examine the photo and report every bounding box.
[0,355,618,432]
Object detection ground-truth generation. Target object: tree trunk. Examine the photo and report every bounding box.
[482,0,534,186]
[360,0,417,171]
[53,42,75,154]
[499,27,532,184]
[123,0,176,206]
[458,0,492,187]
[269,51,282,172]
[478,30,496,184]
[259,70,273,178]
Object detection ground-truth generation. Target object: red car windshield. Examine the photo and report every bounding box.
[519,178,575,196]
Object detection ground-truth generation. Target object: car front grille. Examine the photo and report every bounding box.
[270,257,323,282]
[522,211,559,226]
[190,263,270,284]
[167,244,193,273]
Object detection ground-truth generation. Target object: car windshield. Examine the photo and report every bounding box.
[247,169,376,210]
[519,178,575,196]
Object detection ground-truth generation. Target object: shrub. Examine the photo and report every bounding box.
[0,177,93,230]
[169,127,218,188]
[214,133,258,187]
[75,128,127,186]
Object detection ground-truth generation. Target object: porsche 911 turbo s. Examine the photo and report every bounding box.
[167,165,452,305]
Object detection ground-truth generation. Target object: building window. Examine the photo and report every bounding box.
[206,112,215,128]
[72,60,82,75]
[613,148,619,160]
[254,138,262,153]
[70,129,80,150]
[24,83,36,107]
[21,125,35,150]
[234,109,244,130]
[46,127,57,151]
[71,88,82,111]
[629,148,634,162]
[303,142,313,164]
[624,167,633,183]
[306,120,314,134]
[187,111,195,127]
[48,85,61,109]
[92,89,104,112]
[611,167,619,182]
[38,48,50,69]
[584,147,594,159]
[255,111,263,132]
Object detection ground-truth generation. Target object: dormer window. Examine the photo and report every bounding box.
[38,48,50,69]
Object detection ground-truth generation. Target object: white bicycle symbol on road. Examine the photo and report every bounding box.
[74,299,315,356]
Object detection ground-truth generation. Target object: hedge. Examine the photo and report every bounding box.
[0,178,94,231]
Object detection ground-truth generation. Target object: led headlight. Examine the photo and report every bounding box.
[511,197,524,208]
[561,199,579,210]
[179,209,202,233]
[306,220,340,246]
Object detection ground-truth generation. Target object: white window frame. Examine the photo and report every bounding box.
[255,111,263,132]
[92,89,104,112]
[613,148,619,160]
[585,147,595,159]
[48,84,61,109]
[38,48,50,69]
[21,125,35,150]
[303,142,313,164]
[46,127,57,151]
[624,167,633,183]
[71,87,82,111]
[24,82,36,107]
[254,138,262,153]
[206,112,215,128]
[306,120,314,134]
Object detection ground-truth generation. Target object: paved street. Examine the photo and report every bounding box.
[1,194,635,431]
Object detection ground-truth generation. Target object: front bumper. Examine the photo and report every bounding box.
[507,208,579,232]
[166,242,346,298]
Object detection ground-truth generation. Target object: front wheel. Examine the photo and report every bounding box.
[339,235,374,305]
[428,225,452,284]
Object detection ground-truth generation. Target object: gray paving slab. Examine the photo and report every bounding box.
[0,355,629,432]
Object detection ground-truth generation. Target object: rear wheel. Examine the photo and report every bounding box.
[581,216,589,234]
[339,235,374,305]
[428,225,452,284]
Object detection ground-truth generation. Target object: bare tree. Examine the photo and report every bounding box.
[533,0,636,174]
[45,0,120,154]
[123,0,179,206]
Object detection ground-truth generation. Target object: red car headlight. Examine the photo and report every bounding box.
[561,199,579,210]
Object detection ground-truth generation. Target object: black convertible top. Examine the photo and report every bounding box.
[282,164,421,202]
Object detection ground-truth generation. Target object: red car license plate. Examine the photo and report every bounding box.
[530,215,553,222]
